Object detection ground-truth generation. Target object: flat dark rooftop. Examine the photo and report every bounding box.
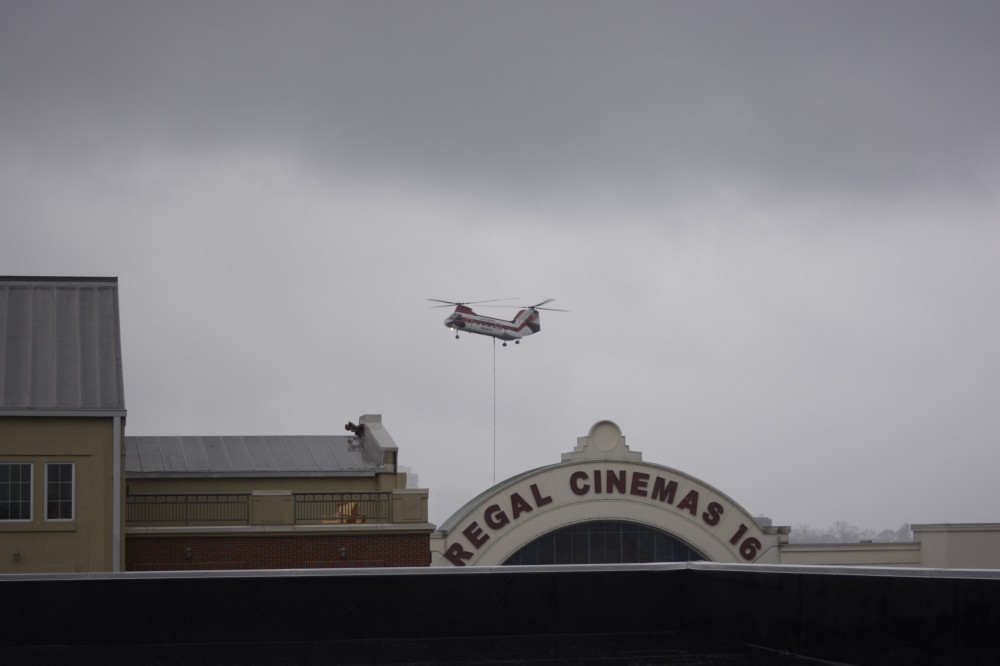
[3,563,998,665]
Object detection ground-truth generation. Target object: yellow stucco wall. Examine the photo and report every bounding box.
[0,416,123,573]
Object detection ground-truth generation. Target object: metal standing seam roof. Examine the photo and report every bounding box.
[0,276,125,414]
[125,435,383,477]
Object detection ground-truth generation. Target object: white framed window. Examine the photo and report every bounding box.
[0,462,33,521]
[45,462,75,521]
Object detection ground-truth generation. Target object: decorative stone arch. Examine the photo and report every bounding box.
[430,421,787,566]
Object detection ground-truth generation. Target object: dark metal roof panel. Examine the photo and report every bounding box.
[125,435,379,476]
[290,436,321,470]
[201,436,230,471]
[158,437,187,472]
[133,437,165,472]
[179,436,209,471]
[222,436,253,470]
[265,436,299,471]
[306,435,343,469]
[0,277,125,413]
[243,436,274,470]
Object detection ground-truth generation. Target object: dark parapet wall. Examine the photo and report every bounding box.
[685,563,1000,665]
[1,563,998,665]
[1,565,685,647]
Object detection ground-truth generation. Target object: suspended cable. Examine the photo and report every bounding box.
[493,337,497,485]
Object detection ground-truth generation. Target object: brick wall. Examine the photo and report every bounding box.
[126,533,431,571]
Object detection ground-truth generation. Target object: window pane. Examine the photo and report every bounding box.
[621,530,638,562]
[554,532,572,564]
[570,531,589,564]
[46,463,74,520]
[589,530,607,564]
[535,534,554,565]
[504,521,706,565]
[0,463,32,520]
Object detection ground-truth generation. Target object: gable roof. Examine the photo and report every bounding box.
[0,276,126,415]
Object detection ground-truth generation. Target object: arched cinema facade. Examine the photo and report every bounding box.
[430,421,788,567]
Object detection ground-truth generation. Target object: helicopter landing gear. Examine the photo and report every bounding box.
[502,342,507,347]
[455,334,460,339]
[515,340,520,344]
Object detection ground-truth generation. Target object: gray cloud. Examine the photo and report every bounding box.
[3,2,999,202]
[2,1,999,531]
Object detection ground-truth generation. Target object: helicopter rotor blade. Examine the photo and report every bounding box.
[530,298,568,311]
[486,298,568,312]
[428,299,462,308]
[427,298,519,308]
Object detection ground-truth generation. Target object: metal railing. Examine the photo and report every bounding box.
[294,492,391,524]
[126,493,251,526]
[125,492,392,526]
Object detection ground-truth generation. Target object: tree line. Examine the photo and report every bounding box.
[789,521,912,544]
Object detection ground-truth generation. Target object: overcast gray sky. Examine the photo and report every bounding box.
[3,1,998,532]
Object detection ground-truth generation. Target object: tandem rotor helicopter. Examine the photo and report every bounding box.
[428,298,567,346]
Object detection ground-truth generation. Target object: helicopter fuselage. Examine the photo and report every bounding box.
[444,305,540,342]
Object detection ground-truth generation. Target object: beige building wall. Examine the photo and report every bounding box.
[912,524,1000,569]
[778,542,923,567]
[778,527,1000,570]
[0,417,124,573]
